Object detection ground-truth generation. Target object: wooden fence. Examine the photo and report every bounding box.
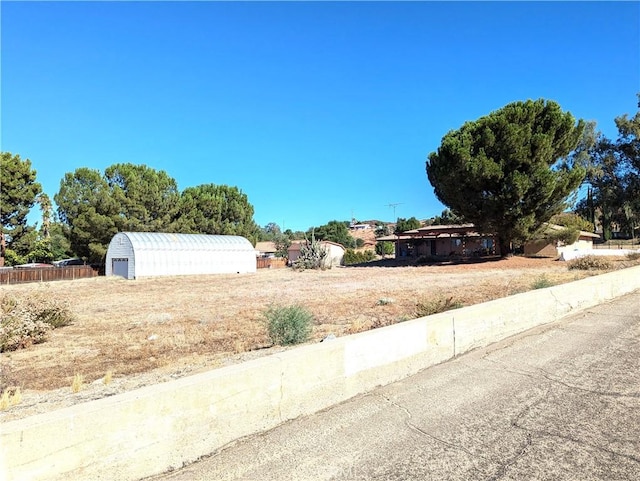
[256,257,288,269]
[0,266,98,285]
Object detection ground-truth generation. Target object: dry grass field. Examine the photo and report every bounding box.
[0,256,634,420]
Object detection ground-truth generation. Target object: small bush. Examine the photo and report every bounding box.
[566,255,613,271]
[265,305,313,346]
[626,251,640,261]
[416,296,463,317]
[531,275,553,289]
[344,249,376,265]
[375,241,394,257]
[0,293,74,352]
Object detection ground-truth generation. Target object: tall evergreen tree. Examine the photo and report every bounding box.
[0,152,42,252]
[55,168,119,262]
[172,184,260,240]
[427,99,585,255]
[575,95,639,239]
[105,163,180,232]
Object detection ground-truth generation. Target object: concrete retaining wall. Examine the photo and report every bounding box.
[3,265,640,481]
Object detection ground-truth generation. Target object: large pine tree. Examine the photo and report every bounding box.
[426,99,585,255]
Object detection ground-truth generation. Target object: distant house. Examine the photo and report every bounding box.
[287,240,346,267]
[378,224,498,258]
[524,224,600,258]
[255,241,278,258]
[349,223,371,231]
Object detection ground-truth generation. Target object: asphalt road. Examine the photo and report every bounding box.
[150,291,640,481]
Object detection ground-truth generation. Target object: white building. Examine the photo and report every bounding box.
[287,240,345,268]
[105,232,256,279]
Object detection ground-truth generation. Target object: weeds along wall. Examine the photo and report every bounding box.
[2,265,640,481]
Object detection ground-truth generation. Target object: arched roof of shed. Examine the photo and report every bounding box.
[120,232,254,252]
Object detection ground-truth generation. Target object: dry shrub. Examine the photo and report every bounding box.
[0,387,21,410]
[346,318,372,335]
[416,296,463,317]
[566,255,613,271]
[71,373,84,393]
[626,251,640,261]
[0,293,74,352]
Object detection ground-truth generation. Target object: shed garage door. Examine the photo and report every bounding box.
[112,258,129,278]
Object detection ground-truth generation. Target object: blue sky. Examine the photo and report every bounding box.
[2,1,639,233]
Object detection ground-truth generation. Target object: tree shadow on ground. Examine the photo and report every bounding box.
[344,255,508,268]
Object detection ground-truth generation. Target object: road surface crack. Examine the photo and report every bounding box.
[535,368,640,399]
[377,394,491,477]
[485,432,532,481]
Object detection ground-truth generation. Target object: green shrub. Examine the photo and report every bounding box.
[416,296,463,317]
[265,305,313,346]
[343,249,376,265]
[566,255,613,271]
[531,275,553,289]
[375,241,394,256]
[0,294,74,352]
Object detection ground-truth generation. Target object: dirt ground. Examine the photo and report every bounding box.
[0,256,629,421]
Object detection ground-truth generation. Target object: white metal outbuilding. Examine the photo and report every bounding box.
[105,232,257,279]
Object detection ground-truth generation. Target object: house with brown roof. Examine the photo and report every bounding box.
[379,222,601,259]
[523,224,600,257]
[378,224,498,259]
[255,241,278,258]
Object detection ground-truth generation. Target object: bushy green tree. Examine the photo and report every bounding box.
[375,241,394,257]
[308,220,356,248]
[260,222,281,240]
[0,152,42,255]
[429,209,466,226]
[374,222,390,237]
[549,212,593,232]
[273,234,291,258]
[394,217,421,234]
[427,99,585,255]
[172,184,260,240]
[105,163,180,232]
[534,212,594,247]
[56,165,262,263]
[55,168,119,263]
